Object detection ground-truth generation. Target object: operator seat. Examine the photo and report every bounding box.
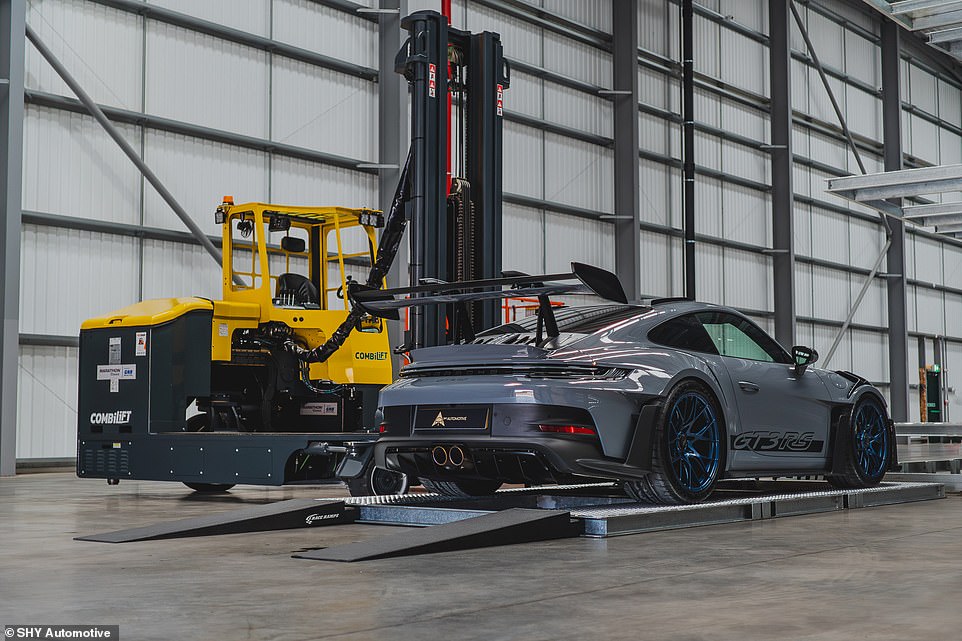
[276,273,320,306]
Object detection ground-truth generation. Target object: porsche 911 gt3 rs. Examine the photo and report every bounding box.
[360,265,896,504]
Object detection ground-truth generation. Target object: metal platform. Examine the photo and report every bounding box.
[342,480,945,538]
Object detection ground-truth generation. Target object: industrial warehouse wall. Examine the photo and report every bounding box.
[14,0,962,459]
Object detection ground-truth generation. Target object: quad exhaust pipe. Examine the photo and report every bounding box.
[431,445,467,468]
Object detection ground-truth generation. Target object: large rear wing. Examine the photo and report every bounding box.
[350,262,628,343]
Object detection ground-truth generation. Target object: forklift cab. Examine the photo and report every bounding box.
[217,198,383,316]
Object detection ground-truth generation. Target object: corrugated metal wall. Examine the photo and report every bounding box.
[15,0,962,458]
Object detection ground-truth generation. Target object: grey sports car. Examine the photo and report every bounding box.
[361,264,896,504]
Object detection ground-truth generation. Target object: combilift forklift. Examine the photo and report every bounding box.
[76,10,509,495]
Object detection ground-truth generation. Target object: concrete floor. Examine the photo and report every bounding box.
[2,473,962,640]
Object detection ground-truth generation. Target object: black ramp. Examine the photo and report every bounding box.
[77,499,353,543]
[294,508,583,562]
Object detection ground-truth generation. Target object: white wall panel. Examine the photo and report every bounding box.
[23,106,142,224]
[809,208,849,264]
[148,0,270,37]
[795,263,813,317]
[26,0,143,109]
[638,0,668,56]
[694,243,724,305]
[638,158,669,227]
[720,103,767,151]
[508,71,544,119]
[270,157,376,208]
[145,22,269,138]
[848,217,885,271]
[542,32,611,87]
[543,84,611,138]
[20,225,140,336]
[811,266,850,323]
[719,31,766,97]
[693,16,719,78]
[718,0,764,32]
[909,63,938,116]
[938,78,962,125]
[915,287,945,335]
[274,0,377,68]
[639,112,669,155]
[465,3,543,66]
[846,87,881,140]
[815,323,851,372]
[694,178,722,239]
[543,0,611,32]
[843,29,878,87]
[141,240,221,301]
[502,121,544,199]
[851,330,885,383]
[723,249,770,311]
[17,346,79,459]
[640,232,671,297]
[914,236,944,285]
[639,66,669,110]
[723,186,769,247]
[142,130,269,233]
[271,58,377,160]
[794,202,812,256]
[543,133,613,213]
[543,213,614,273]
[909,114,940,164]
[850,278,885,327]
[721,145,767,184]
[502,204,544,275]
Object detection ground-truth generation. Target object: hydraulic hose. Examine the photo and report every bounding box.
[290,148,413,364]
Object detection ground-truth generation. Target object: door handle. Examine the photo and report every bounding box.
[738,381,760,393]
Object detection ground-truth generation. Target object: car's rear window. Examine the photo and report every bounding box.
[477,305,645,336]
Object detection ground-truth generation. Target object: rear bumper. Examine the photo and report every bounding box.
[374,436,608,485]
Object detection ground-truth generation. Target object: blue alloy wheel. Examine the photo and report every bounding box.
[852,400,888,479]
[666,391,721,493]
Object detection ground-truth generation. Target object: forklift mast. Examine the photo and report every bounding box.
[397,10,510,349]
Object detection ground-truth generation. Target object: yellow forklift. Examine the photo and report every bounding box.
[77,168,414,496]
[77,9,509,497]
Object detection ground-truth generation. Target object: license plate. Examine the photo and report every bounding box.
[414,406,489,430]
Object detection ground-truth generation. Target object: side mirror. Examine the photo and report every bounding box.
[792,345,818,376]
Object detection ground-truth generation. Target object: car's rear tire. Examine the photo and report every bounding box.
[827,395,891,489]
[624,379,726,505]
[420,477,503,497]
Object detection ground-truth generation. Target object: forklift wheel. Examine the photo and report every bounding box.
[183,482,236,493]
[347,463,410,497]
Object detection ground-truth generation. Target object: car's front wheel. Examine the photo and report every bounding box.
[625,380,726,504]
[420,478,503,497]
[827,395,891,489]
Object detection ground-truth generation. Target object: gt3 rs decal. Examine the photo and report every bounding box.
[731,431,823,453]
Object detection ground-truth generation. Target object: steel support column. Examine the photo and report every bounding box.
[769,0,795,348]
[681,0,696,300]
[883,19,909,422]
[0,0,25,476]
[613,0,640,302]
[379,0,407,366]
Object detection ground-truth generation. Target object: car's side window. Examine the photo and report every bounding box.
[696,312,790,364]
[647,314,719,355]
